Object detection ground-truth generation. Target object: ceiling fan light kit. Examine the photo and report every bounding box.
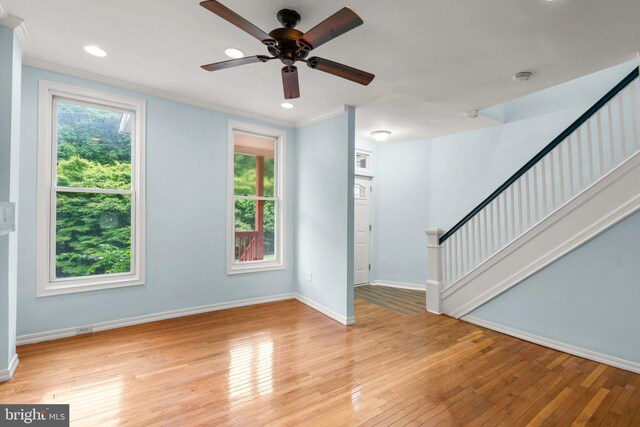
[199,0,375,100]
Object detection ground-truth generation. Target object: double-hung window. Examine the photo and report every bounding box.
[228,121,286,274]
[36,81,146,296]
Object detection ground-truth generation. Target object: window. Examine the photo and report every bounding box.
[37,81,145,296]
[228,121,285,274]
[356,150,371,171]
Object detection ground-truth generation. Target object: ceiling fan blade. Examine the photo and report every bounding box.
[306,57,375,86]
[200,0,275,45]
[282,66,300,99]
[201,55,271,71]
[297,7,363,51]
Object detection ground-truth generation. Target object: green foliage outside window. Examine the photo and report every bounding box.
[55,101,133,278]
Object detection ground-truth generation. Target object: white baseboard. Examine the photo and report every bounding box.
[464,315,640,374]
[0,354,19,382]
[371,281,426,291]
[17,293,295,346]
[295,293,355,325]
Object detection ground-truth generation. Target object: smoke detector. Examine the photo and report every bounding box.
[513,72,533,83]
[465,110,479,119]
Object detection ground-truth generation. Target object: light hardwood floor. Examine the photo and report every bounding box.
[1,297,639,426]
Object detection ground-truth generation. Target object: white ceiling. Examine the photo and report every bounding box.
[3,0,640,142]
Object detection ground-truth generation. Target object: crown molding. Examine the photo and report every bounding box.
[0,1,32,46]
[22,57,297,129]
[295,105,348,128]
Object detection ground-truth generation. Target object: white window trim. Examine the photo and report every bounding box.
[36,80,146,296]
[227,120,286,275]
[355,149,373,176]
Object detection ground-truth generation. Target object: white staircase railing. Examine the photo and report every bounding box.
[427,67,640,314]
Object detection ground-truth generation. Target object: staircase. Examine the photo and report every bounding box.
[426,67,640,318]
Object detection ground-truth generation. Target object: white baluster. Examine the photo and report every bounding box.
[558,144,565,203]
[525,171,531,228]
[567,134,575,196]
[549,150,556,210]
[496,195,502,249]
[502,192,508,245]
[541,159,548,216]
[533,162,539,222]
[450,234,460,283]
[631,82,639,151]
[468,220,474,272]
[489,201,497,255]
[619,95,627,159]
[597,111,605,177]
[608,103,616,169]
[517,178,524,236]
[464,223,470,276]
[587,120,594,184]
[482,208,488,262]
[577,127,584,190]
[509,186,515,241]
[473,216,482,267]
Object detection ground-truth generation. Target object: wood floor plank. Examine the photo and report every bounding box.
[0,290,638,426]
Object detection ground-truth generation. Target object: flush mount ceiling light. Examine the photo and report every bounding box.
[280,102,294,109]
[84,45,107,57]
[513,71,533,83]
[224,48,245,58]
[371,130,391,141]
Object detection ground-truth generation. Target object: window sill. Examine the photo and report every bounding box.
[227,262,286,275]
[37,275,144,297]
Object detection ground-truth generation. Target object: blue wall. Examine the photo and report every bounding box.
[0,25,21,372]
[17,66,297,336]
[470,210,640,364]
[369,60,639,286]
[295,109,355,321]
[374,140,431,285]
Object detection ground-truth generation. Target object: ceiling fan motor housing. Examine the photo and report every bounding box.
[268,25,308,65]
[277,9,301,28]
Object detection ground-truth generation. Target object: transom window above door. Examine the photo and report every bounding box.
[355,150,371,171]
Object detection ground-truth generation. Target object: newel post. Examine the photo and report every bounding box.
[425,228,444,314]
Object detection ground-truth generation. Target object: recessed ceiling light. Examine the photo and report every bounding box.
[84,45,107,57]
[224,48,245,59]
[281,102,294,109]
[371,130,391,141]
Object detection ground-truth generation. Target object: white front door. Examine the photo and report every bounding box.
[354,176,371,285]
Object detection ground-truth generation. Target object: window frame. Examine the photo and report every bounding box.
[227,120,286,275]
[355,149,372,172]
[36,80,146,296]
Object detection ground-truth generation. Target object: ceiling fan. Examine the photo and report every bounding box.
[199,1,375,99]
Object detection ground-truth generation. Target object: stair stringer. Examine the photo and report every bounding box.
[442,149,640,318]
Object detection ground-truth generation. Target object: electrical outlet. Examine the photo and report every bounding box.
[308,272,313,282]
[76,326,93,335]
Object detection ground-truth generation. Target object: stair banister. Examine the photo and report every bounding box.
[426,66,640,313]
